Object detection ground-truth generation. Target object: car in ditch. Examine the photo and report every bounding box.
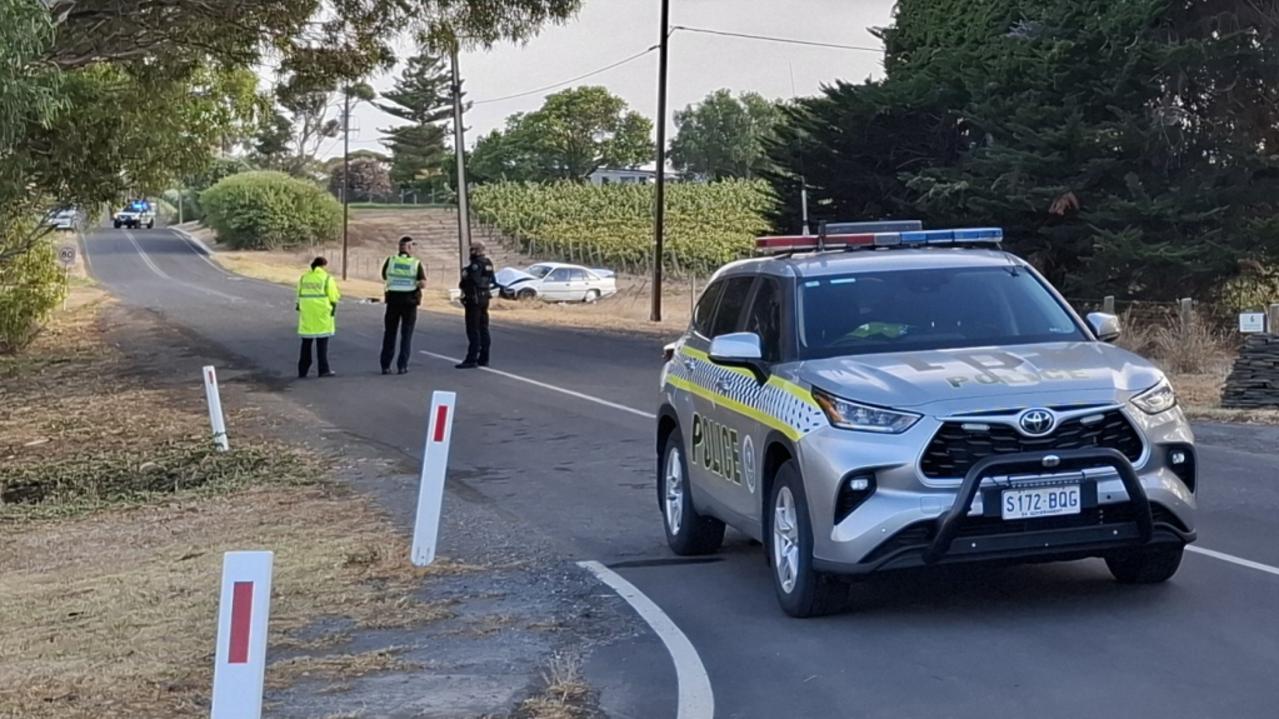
[656,221,1197,617]
[496,262,617,303]
[113,199,155,229]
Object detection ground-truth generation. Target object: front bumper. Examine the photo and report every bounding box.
[797,410,1197,575]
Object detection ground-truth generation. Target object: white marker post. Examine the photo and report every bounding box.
[211,551,274,719]
[411,391,457,566]
[202,365,229,451]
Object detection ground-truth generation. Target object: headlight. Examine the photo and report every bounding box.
[1131,378,1177,414]
[812,388,920,434]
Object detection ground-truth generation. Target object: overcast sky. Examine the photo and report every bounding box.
[325,0,896,159]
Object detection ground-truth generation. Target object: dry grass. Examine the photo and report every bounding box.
[0,296,310,517]
[267,647,420,690]
[0,486,463,718]
[0,293,470,717]
[514,654,596,719]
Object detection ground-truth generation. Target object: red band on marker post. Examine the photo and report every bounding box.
[433,405,449,443]
[228,581,254,664]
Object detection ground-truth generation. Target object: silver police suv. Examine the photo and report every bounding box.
[657,222,1197,617]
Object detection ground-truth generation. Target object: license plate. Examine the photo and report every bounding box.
[1001,485,1081,520]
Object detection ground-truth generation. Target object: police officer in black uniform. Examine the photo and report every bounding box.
[456,241,495,369]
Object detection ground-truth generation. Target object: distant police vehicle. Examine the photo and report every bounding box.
[113,199,155,229]
[657,221,1197,617]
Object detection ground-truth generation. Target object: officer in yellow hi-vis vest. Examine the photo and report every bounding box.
[380,236,426,375]
[296,257,341,378]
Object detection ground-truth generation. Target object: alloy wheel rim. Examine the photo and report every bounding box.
[664,447,684,535]
[773,486,800,594]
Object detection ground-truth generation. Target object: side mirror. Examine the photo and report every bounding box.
[1087,312,1122,343]
[709,332,767,383]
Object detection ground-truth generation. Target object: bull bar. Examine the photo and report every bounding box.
[921,448,1155,564]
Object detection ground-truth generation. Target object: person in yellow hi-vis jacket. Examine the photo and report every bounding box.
[296,257,341,378]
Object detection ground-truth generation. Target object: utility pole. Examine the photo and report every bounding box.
[450,45,473,272]
[801,180,810,235]
[651,0,671,322]
[341,85,351,280]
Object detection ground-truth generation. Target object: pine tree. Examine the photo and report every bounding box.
[378,51,456,194]
[767,0,1279,301]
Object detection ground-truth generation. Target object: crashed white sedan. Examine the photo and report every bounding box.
[496,262,617,303]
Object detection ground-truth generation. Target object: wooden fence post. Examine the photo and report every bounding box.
[1179,298,1193,331]
[1268,303,1279,335]
[1103,296,1116,315]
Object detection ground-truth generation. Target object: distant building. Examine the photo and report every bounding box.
[588,167,682,186]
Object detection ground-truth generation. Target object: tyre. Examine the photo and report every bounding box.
[768,460,846,617]
[584,289,601,304]
[146,220,154,229]
[659,429,725,556]
[1105,545,1184,584]
[113,221,121,229]
[516,288,537,301]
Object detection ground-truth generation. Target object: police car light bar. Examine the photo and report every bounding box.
[755,227,1004,255]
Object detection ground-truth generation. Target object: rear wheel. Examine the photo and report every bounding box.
[584,289,601,304]
[659,430,724,555]
[1105,545,1184,584]
[769,461,846,617]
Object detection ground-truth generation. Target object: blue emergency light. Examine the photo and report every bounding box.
[756,225,1004,254]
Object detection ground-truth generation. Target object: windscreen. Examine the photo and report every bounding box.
[797,266,1084,359]
[526,265,554,278]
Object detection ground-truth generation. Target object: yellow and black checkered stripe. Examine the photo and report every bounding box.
[665,346,826,441]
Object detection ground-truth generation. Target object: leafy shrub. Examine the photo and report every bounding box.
[0,222,65,352]
[471,180,775,275]
[201,171,341,250]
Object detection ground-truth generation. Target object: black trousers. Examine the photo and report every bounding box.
[298,337,330,377]
[381,302,418,371]
[464,302,490,364]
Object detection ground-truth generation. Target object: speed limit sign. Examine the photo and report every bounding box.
[58,246,76,266]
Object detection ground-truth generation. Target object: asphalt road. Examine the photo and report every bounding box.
[85,227,1279,719]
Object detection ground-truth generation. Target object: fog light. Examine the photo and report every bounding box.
[1166,445,1196,493]
[835,473,877,524]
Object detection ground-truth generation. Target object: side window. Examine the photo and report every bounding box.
[709,277,755,338]
[746,277,783,362]
[568,268,589,282]
[546,268,570,282]
[693,281,725,336]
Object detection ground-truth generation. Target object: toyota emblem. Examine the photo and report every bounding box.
[1018,409,1056,436]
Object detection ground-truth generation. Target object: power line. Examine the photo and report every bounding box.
[471,44,660,105]
[670,25,883,53]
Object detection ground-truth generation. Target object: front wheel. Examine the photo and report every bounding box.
[516,288,537,301]
[113,221,121,229]
[1105,545,1184,584]
[769,460,846,617]
[146,220,154,229]
[659,430,725,555]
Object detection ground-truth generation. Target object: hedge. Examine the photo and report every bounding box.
[200,171,341,250]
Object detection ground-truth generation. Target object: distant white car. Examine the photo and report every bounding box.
[496,262,618,303]
[46,208,79,231]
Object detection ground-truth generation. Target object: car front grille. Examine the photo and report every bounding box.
[920,410,1143,479]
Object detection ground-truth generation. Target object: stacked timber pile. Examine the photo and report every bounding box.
[1222,334,1279,408]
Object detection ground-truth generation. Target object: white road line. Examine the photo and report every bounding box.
[1187,546,1279,578]
[578,560,714,719]
[418,350,657,419]
[123,229,175,281]
[124,229,242,303]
